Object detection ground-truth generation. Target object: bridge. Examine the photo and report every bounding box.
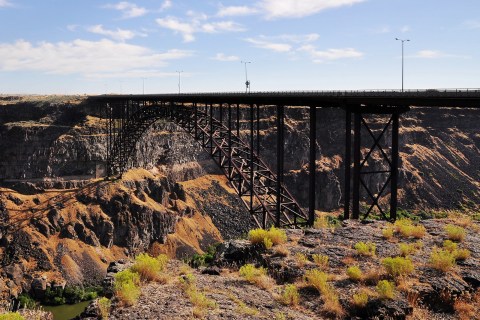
[90,90,480,229]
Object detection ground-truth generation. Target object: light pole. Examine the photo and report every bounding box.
[176,71,183,94]
[395,38,410,92]
[241,61,251,93]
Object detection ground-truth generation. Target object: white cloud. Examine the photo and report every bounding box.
[87,25,135,41]
[217,5,258,17]
[160,0,172,10]
[400,25,410,33]
[372,26,390,34]
[67,24,80,32]
[0,39,192,78]
[410,50,469,59]
[299,45,363,62]
[245,38,292,52]
[260,0,365,18]
[105,1,147,18]
[156,16,245,42]
[212,53,239,61]
[244,34,318,53]
[0,0,12,7]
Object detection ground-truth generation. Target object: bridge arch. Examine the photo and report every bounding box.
[105,100,309,228]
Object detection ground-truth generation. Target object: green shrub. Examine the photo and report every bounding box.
[376,280,395,299]
[444,224,466,242]
[18,294,36,309]
[305,269,329,294]
[114,269,141,306]
[98,297,111,320]
[347,266,363,282]
[188,244,219,268]
[312,254,329,269]
[354,241,376,256]
[280,284,299,306]
[430,248,456,272]
[0,313,25,320]
[352,290,369,308]
[382,257,414,277]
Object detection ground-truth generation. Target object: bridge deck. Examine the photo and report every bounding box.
[91,90,480,108]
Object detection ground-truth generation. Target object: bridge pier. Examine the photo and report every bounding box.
[344,106,409,221]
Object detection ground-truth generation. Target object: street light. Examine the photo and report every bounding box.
[395,38,410,92]
[241,61,251,93]
[176,70,183,94]
[142,77,146,95]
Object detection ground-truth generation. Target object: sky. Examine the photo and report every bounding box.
[0,0,479,94]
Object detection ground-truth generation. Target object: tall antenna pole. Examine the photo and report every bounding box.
[241,61,251,93]
[176,70,183,94]
[395,38,410,92]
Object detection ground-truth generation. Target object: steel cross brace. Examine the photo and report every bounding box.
[344,105,409,221]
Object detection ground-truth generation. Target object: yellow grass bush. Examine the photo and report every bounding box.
[352,290,369,309]
[430,248,456,272]
[347,266,363,282]
[0,313,25,320]
[398,243,418,257]
[280,284,300,306]
[394,219,426,239]
[382,257,414,278]
[312,254,329,269]
[239,264,267,283]
[444,224,466,242]
[305,269,329,294]
[131,253,168,281]
[295,252,309,267]
[248,227,287,247]
[98,297,111,320]
[354,241,376,256]
[376,280,395,299]
[382,225,395,240]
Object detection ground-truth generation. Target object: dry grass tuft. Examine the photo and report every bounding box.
[131,253,169,282]
[279,284,300,306]
[238,264,274,290]
[273,245,290,257]
[430,247,456,272]
[381,256,414,278]
[454,298,476,320]
[346,266,363,282]
[248,227,287,248]
[376,280,396,300]
[352,289,370,309]
[312,254,329,269]
[295,252,309,267]
[444,224,466,242]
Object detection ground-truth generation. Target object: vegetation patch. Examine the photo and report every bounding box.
[347,266,363,282]
[430,248,456,272]
[98,297,111,320]
[354,241,376,256]
[444,224,466,242]
[248,227,287,247]
[382,225,395,240]
[279,284,299,306]
[114,269,141,306]
[187,244,219,268]
[0,313,25,320]
[352,290,370,309]
[376,280,396,299]
[312,254,329,269]
[398,241,422,257]
[305,269,329,294]
[394,219,426,239]
[239,264,274,290]
[382,256,414,278]
[131,253,169,281]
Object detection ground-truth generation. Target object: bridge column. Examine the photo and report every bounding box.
[308,105,317,226]
[344,108,352,219]
[347,106,409,221]
[276,105,285,228]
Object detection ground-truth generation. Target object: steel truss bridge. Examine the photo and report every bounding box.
[91,90,480,229]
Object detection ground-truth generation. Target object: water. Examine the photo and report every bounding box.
[42,300,91,320]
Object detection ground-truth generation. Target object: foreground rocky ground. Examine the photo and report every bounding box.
[97,216,480,320]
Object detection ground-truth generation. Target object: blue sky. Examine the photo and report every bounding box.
[0,0,479,94]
